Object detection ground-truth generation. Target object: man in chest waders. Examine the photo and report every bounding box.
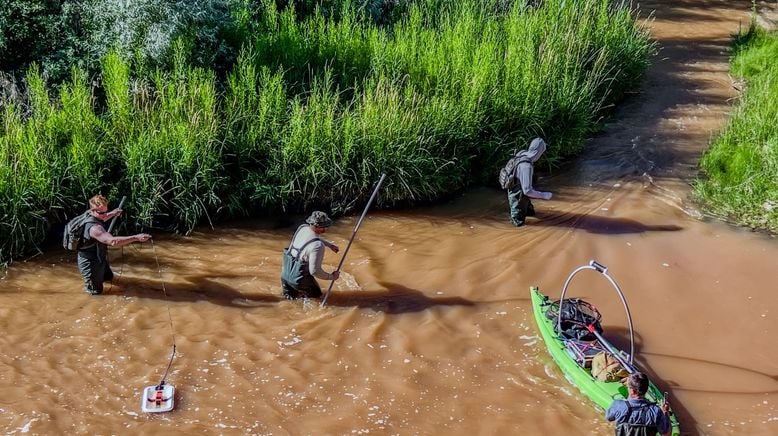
[76,194,152,295]
[280,211,340,300]
[503,137,553,227]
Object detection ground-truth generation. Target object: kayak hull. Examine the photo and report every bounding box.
[530,287,680,435]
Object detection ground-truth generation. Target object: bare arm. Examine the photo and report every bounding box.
[105,208,123,220]
[321,239,340,253]
[89,225,151,247]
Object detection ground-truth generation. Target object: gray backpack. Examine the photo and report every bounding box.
[498,155,532,190]
[62,212,99,251]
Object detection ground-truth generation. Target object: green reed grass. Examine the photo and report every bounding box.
[223,51,288,214]
[0,0,654,264]
[696,25,778,232]
[119,46,224,232]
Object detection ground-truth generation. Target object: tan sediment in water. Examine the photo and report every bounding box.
[1,1,776,434]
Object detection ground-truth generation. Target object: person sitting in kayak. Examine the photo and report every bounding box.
[605,372,671,436]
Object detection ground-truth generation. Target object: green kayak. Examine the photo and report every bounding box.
[530,260,681,435]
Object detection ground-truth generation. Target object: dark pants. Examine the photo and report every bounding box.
[281,272,322,300]
[507,186,535,226]
[77,249,114,295]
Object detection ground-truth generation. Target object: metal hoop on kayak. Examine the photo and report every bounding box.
[556,260,635,365]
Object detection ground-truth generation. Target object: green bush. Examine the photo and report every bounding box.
[0,0,248,84]
[696,25,778,231]
[0,0,654,265]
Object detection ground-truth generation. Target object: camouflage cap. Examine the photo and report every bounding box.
[306,211,333,228]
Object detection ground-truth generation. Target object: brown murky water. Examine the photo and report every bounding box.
[1,1,776,434]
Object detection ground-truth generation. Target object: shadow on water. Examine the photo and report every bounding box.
[106,275,281,307]
[641,351,778,395]
[105,276,477,315]
[323,281,476,314]
[533,212,683,234]
[605,326,778,396]
[550,2,753,189]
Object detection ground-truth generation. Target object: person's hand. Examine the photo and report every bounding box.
[136,233,152,242]
[330,244,340,253]
[112,208,123,218]
[661,400,670,415]
[542,192,553,200]
[331,270,340,280]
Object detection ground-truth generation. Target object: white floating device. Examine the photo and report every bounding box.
[141,382,175,413]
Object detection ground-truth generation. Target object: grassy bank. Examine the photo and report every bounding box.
[0,0,654,265]
[696,25,778,232]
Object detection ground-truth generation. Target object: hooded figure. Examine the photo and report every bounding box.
[506,137,553,227]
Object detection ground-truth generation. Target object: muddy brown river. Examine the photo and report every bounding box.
[1,1,776,434]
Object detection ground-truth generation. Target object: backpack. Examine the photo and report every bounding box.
[498,155,532,190]
[280,226,321,287]
[62,211,99,251]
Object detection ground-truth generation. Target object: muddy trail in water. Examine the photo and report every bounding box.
[1,1,776,435]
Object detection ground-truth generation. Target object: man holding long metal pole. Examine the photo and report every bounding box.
[280,211,341,300]
[279,174,386,304]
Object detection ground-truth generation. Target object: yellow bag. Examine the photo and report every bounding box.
[591,351,629,382]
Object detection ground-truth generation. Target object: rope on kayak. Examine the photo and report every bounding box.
[150,238,176,387]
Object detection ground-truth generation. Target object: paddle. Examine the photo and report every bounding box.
[320,174,387,307]
[106,196,127,233]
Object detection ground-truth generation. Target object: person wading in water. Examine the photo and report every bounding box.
[280,211,340,300]
[75,194,152,295]
[605,372,671,436]
[501,137,553,227]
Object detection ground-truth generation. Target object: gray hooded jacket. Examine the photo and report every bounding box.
[514,138,548,197]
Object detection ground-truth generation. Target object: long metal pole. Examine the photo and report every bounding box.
[107,196,127,233]
[320,174,386,307]
[556,260,635,363]
[588,327,638,374]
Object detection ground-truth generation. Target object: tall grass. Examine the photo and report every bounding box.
[0,0,654,265]
[223,52,288,214]
[696,25,778,232]
[114,46,224,232]
[0,64,113,261]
